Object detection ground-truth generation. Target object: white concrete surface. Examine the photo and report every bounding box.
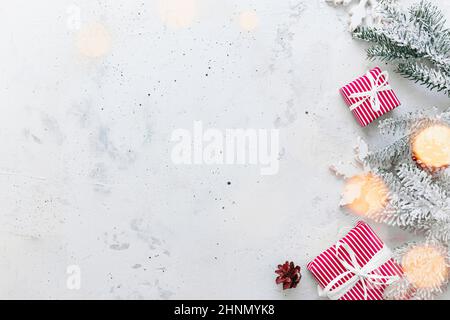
[0,0,449,299]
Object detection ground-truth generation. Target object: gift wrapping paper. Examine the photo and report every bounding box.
[340,67,401,127]
[307,221,403,300]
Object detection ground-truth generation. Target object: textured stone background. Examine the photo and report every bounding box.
[0,0,449,299]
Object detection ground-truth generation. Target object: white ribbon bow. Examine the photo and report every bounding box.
[318,241,399,300]
[348,71,391,113]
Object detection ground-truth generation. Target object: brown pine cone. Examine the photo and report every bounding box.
[275,261,301,290]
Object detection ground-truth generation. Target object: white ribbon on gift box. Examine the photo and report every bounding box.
[348,71,391,113]
[317,241,400,300]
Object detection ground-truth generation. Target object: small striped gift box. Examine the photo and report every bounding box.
[307,221,403,300]
[340,67,401,127]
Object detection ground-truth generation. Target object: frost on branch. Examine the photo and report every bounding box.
[335,109,450,299]
[352,0,450,96]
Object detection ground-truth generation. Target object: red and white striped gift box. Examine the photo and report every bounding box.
[307,221,403,300]
[340,67,401,127]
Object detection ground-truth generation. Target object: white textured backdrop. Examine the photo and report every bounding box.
[0,0,449,299]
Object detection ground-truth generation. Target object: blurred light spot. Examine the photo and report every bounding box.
[76,23,111,58]
[158,0,197,29]
[342,173,388,219]
[402,245,448,289]
[239,10,258,31]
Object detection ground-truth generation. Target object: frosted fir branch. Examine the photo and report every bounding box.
[353,27,396,45]
[342,107,450,299]
[397,62,450,96]
[380,1,450,68]
[364,108,450,243]
[396,164,447,209]
[352,0,450,95]
[409,0,447,33]
[353,27,420,60]
[437,108,450,123]
[377,0,407,25]
[373,171,419,229]
[364,108,450,169]
[367,43,419,61]
[354,24,437,65]
[369,107,450,168]
[382,26,450,71]
[394,165,446,230]
[377,180,432,231]
[377,112,445,138]
[429,220,450,244]
[364,136,410,169]
[435,171,450,193]
[408,1,450,59]
[377,111,429,136]
[377,163,450,241]
[380,199,431,235]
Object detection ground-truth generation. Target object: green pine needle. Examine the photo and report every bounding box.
[352,0,450,96]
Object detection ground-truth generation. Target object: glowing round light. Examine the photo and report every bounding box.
[412,124,450,171]
[402,245,448,289]
[239,10,259,31]
[76,23,111,58]
[342,173,389,217]
[158,0,197,29]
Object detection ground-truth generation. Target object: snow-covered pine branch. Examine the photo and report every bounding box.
[363,109,450,246]
[352,0,450,96]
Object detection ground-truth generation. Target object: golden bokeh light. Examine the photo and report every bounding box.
[412,124,450,171]
[158,0,197,29]
[342,173,389,218]
[76,23,111,58]
[402,245,448,289]
[239,10,259,31]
